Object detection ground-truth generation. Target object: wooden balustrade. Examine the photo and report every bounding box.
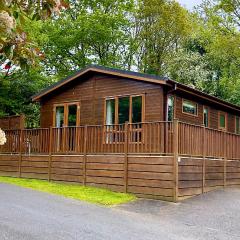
[0,129,21,153]
[22,128,50,154]
[178,121,240,159]
[1,121,240,159]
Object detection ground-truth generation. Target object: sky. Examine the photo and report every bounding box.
[176,0,203,10]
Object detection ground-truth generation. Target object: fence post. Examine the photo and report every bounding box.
[224,131,227,187]
[20,114,25,130]
[83,125,88,186]
[202,125,206,193]
[48,127,53,182]
[18,129,23,178]
[124,122,129,193]
[173,119,179,202]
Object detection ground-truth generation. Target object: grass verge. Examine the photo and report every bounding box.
[0,176,136,206]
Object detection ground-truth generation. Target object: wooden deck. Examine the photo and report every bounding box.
[0,120,240,201]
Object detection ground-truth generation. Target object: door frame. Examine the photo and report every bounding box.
[53,102,80,127]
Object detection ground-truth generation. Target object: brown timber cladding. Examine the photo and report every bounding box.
[175,96,237,133]
[0,154,174,201]
[178,157,240,200]
[39,73,239,133]
[40,74,164,128]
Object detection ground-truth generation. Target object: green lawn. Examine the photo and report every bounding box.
[0,176,136,206]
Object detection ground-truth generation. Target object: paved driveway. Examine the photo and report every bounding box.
[1,183,240,240]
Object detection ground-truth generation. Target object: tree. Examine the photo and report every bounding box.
[195,0,240,102]
[0,0,67,69]
[135,0,192,75]
[0,68,52,127]
[28,0,135,78]
[166,50,216,93]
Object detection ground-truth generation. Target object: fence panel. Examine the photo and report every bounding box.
[22,129,50,154]
[87,124,125,154]
[178,122,240,159]
[129,122,173,154]
[0,129,21,153]
[178,122,204,157]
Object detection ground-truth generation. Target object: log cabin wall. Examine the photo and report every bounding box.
[174,93,237,133]
[40,73,165,128]
[39,71,239,133]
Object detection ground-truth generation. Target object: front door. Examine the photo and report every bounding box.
[53,102,80,152]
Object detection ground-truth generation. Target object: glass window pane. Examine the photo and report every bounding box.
[56,106,64,127]
[220,114,226,128]
[236,117,240,134]
[132,96,142,123]
[68,105,77,126]
[167,96,174,121]
[183,100,197,115]
[106,99,115,125]
[204,108,209,127]
[118,97,130,124]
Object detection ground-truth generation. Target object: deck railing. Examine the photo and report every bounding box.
[0,120,240,159]
[178,121,240,159]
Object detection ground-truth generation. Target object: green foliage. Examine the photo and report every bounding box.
[136,0,192,74]
[0,176,136,205]
[0,0,67,68]
[30,0,135,78]
[0,68,52,127]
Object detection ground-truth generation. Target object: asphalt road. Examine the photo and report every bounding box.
[1,183,240,240]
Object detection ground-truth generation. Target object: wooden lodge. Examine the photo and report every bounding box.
[1,65,240,202]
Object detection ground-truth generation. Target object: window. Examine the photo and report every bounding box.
[167,96,174,121]
[53,102,80,127]
[118,97,130,124]
[105,95,144,125]
[203,107,209,127]
[106,99,115,125]
[55,106,64,127]
[182,100,198,116]
[104,95,144,143]
[219,112,227,130]
[132,96,142,123]
[68,104,78,126]
[236,116,240,134]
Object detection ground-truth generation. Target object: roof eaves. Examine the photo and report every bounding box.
[168,79,240,112]
[32,65,168,101]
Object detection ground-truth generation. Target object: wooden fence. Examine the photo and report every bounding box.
[178,157,240,200]
[0,115,25,130]
[0,120,240,202]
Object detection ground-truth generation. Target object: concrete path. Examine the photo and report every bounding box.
[0,183,240,240]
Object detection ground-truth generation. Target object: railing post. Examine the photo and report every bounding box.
[48,127,53,182]
[18,129,23,178]
[202,125,206,193]
[83,125,88,186]
[224,131,227,188]
[173,119,179,202]
[124,122,129,193]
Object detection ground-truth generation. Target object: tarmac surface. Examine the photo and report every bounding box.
[1,183,240,240]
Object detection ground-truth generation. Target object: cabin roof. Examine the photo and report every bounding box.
[32,64,240,112]
[31,65,168,101]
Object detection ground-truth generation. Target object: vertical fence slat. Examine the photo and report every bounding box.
[48,127,53,181]
[83,125,88,186]
[173,119,179,202]
[124,122,129,193]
